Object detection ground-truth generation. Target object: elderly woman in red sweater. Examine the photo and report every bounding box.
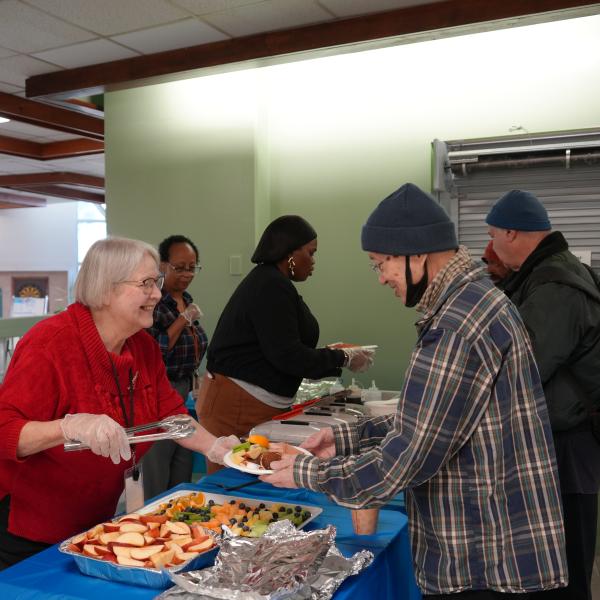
[0,237,237,570]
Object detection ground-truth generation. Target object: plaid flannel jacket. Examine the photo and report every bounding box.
[147,291,208,382]
[294,263,567,594]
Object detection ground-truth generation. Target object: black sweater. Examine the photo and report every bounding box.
[207,264,344,397]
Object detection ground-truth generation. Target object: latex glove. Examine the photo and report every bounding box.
[343,347,375,373]
[181,303,203,325]
[300,427,336,459]
[61,413,131,465]
[259,454,298,489]
[206,434,240,464]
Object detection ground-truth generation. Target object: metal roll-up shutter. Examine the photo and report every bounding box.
[444,132,600,273]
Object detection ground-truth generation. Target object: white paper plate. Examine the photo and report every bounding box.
[328,343,378,351]
[223,446,311,475]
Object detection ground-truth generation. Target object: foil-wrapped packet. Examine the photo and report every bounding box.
[156,520,373,600]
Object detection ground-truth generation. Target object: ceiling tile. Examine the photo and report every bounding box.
[0,81,23,94]
[111,18,228,53]
[203,0,332,37]
[171,0,263,16]
[25,0,190,36]
[319,0,437,18]
[0,46,16,59]
[0,55,60,88]
[0,120,66,141]
[0,0,95,53]
[32,39,140,69]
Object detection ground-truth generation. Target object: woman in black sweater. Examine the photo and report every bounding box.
[196,215,373,472]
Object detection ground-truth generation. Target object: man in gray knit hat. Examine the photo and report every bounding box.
[264,183,567,599]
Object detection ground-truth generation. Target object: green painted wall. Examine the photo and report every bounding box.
[105,15,600,390]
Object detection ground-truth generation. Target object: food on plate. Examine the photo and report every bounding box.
[64,511,216,569]
[229,436,303,471]
[147,492,313,537]
[328,342,360,349]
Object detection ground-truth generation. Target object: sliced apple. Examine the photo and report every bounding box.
[70,532,87,546]
[159,523,171,538]
[99,532,121,545]
[176,551,200,561]
[111,545,132,558]
[83,544,101,556]
[186,538,214,553]
[103,522,121,533]
[118,513,141,522]
[140,514,168,524]
[94,545,113,557]
[119,522,148,534]
[150,549,175,569]
[102,553,118,563]
[129,544,165,560]
[170,555,185,566]
[165,521,191,536]
[115,532,145,547]
[66,543,82,553]
[164,541,183,554]
[143,533,155,545]
[116,555,146,567]
[146,527,159,538]
[87,524,104,538]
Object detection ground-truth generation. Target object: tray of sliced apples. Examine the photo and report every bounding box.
[59,508,218,588]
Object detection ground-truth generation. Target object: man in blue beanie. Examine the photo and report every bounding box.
[264,183,567,598]
[487,189,600,600]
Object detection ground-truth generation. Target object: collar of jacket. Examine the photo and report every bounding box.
[416,262,488,331]
[503,231,568,295]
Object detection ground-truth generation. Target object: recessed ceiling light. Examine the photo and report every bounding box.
[0,117,10,124]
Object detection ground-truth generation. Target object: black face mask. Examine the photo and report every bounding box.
[404,255,428,308]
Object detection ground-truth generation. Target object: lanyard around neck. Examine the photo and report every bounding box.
[109,359,135,429]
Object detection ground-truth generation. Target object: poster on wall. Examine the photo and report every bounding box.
[10,296,48,317]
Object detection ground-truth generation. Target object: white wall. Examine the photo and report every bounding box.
[0,202,78,273]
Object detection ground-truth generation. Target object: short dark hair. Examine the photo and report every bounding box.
[251,216,317,264]
[158,235,199,262]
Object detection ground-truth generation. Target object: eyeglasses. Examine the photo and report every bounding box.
[369,256,390,275]
[118,274,165,292]
[167,263,202,274]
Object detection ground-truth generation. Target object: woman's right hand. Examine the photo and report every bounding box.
[300,427,336,459]
[61,413,131,465]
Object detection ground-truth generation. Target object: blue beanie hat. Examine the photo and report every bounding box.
[361,183,458,255]
[486,190,551,231]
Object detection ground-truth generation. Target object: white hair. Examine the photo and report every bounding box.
[74,237,159,309]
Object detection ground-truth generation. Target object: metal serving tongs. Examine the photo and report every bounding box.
[63,415,197,452]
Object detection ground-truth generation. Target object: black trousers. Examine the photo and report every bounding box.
[530,492,598,600]
[0,496,50,571]
[425,592,530,599]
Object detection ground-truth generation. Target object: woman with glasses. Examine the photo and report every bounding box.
[197,215,374,473]
[143,234,208,499]
[0,237,236,569]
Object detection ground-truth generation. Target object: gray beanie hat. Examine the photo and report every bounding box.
[361,183,458,255]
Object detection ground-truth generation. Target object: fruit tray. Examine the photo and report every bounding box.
[59,488,322,589]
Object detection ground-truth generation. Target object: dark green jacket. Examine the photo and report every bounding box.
[503,232,600,432]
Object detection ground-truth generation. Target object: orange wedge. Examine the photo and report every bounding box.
[248,434,269,448]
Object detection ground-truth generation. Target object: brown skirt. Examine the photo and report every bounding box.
[196,373,285,473]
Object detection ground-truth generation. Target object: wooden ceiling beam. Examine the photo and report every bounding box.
[0,191,46,208]
[15,184,105,204]
[0,92,103,140]
[0,134,40,158]
[0,134,103,159]
[41,138,104,159]
[26,0,599,99]
[0,172,104,188]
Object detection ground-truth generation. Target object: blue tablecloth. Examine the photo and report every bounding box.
[0,469,420,599]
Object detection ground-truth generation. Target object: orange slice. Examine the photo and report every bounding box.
[247,434,270,448]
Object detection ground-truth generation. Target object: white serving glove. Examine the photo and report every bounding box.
[206,434,241,464]
[61,413,131,465]
[181,303,203,325]
[343,347,375,373]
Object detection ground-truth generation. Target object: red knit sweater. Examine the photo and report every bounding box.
[0,303,186,543]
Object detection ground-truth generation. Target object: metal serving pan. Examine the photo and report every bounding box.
[59,488,323,589]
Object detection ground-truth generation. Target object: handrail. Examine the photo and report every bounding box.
[0,315,49,339]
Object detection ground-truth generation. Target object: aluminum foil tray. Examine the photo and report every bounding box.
[59,488,323,589]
